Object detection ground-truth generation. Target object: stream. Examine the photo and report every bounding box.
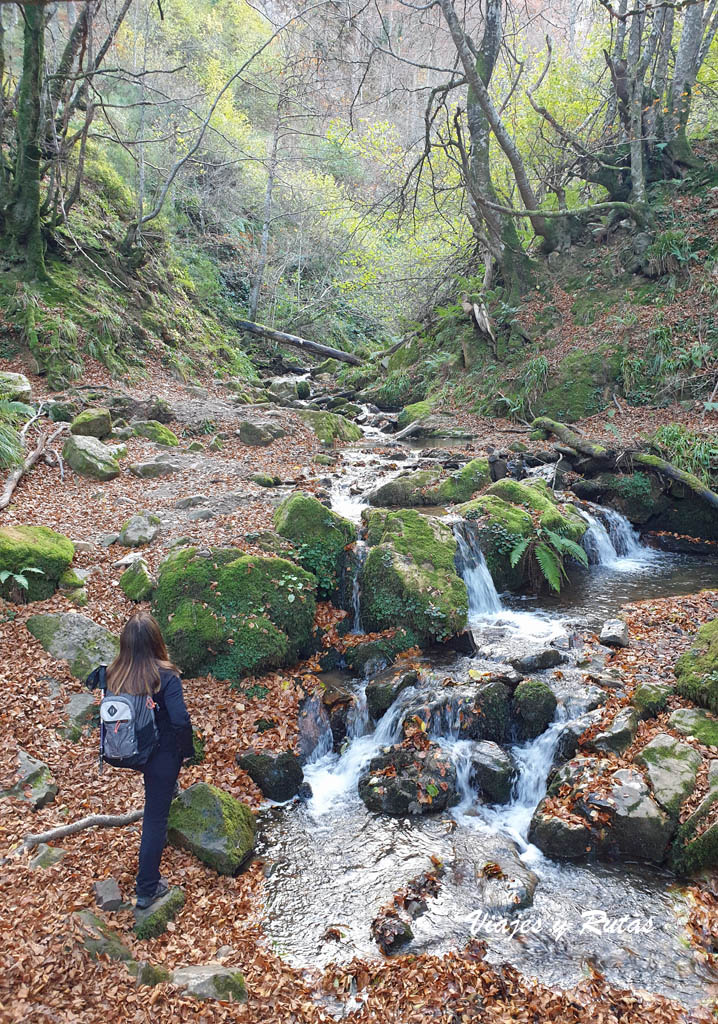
[256,392,718,1008]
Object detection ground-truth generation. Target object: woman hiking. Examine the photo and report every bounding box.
[87,611,194,909]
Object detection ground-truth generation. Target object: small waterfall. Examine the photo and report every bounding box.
[351,540,368,634]
[577,503,644,565]
[578,509,619,565]
[452,520,502,617]
[602,507,643,558]
[346,684,370,740]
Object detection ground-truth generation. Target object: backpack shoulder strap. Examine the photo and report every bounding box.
[99,664,107,694]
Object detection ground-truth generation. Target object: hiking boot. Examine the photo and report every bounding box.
[135,879,170,910]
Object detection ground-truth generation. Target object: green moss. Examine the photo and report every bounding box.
[674,619,718,714]
[70,407,112,438]
[296,409,362,443]
[397,398,436,428]
[59,567,84,590]
[251,473,277,487]
[134,887,185,940]
[0,525,74,602]
[167,782,256,875]
[430,459,490,504]
[274,493,355,600]
[360,510,467,646]
[512,679,557,739]
[132,420,180,446]
[152,547,317,679]
[119,560,154,602]
[534,346,623,423]
[671,764,718,875]
[130,962,172,987]
[633,682,673,719]
[213,972,248,1002]
[344,629,416,675]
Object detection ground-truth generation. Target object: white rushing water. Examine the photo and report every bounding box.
[452,520,502,616]
[351,540,368,633]
[577,503,648,569]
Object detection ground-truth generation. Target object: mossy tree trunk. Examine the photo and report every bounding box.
[5,5,48,281]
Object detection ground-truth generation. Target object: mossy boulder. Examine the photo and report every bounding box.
[366,670,419,719]
[151,547,316,679]
[397,398,436,429]
[167,782,256,875]
[63,435,124,480]
[118,513,161,548]
[668,707,718,747]
[172,965,247,1002]
[635,734,702,819]
[360,509,467,646]
[457,479,585,592]
[236,750,303,802]
[368,459,490,508]
[296,409,362,444]
[512,680,557,739]
[237,420,284,446]
[26,612,119,679]
[358,743,459,816]
[70,408,112,439]
[119,559,154,601]
[274,493,355,600]
[73,910,134,963]
[533,346,622,423]
[633,682,673,719]
[1,748,57,809]
[674,619,718,714]
[671,760,718,875]
[134,887,185,940]
[0,525,74,602]
[0,371,31,402]
[131,420,180,447]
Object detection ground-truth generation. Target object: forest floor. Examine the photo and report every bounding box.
[1,355,717,1023]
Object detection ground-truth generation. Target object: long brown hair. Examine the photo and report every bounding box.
[107,611,178,696]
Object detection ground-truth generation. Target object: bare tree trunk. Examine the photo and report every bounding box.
[626,3,645,202]
[249,112,281,321]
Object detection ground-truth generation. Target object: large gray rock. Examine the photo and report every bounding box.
[167,783,256,875]
[509,648,566,673]
[171,964,247,1002]
[512,679,557,740]
[668,707,718,747]
[26,611,119,679]
[1,748,57,809]
[635,733,702,818]
[70,408,112,439]
[632,682,673,719]
[358,743,458,816]
[237,420,284,447]
[0,371,31,402]
[118,513,161,548]
[63,435,125,480]
[607,767,674,863]
[528,808,594,860]
[29,843,66,869]
[470,741,515,804]
[62,692,99,740]
[94,878,122,912]
[366,670,418,720]
[73,910,134,963]
[129,460,180,478]
[586,707,639,754]
[599,619,629,647]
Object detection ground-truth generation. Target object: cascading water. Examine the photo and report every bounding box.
[578,509,621,565]
[577,503,645,566]
[351,540,368,633]
[452,520,502,617]
[602,506,643,558]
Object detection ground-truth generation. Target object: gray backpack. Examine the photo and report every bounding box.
[98,666,159,771]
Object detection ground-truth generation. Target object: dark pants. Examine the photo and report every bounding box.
[136,747,180,898]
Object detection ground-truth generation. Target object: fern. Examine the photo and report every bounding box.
[544,530,589,568]
[534,543,563,593]
[0,400,34,471]
[510,537,531,567]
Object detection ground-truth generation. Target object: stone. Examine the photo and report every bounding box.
[131,961,172,987]
[371,908,413,954]
[674,618,718,714]
[360,509,468,647]
[528,806,595,860]
[48,399,79,422]
[167,783,256,875]
[358,743,458,816]
[130,460,180,478]
[509,648,566,673]
[131,420,180,446]
[187,508,215,522]
[297,693,332,762]
[62,692,99,740]
[74,910,134,963]
[171,964,247,1002]
[671,760,718,874]
[175,495,208,509]
[633,682,673,719]
[0,749,57,809]
[296,409,361,443]
[237,420,282,447]
[367,459,490,508]
[70,408,112,439]
[29,843,66,869]
[406,681,511,745]
[586,707,639,755]
[366,670,419,720]
[252,472,278,487]
[0,524,74,602]
[274,492,355,602]
[134,887,185,939]
[26,611,119,679]
[599,619,629,648]
[668,707,718,747]
[118,513,161,548]
[236,750,304,802]
[63,435,124,480]
[470,741,516,803]
[635,733,702,819]
[512,679,557,740]
[119,559,154,601]
[94,878,123,912]
[0,371,32,401]
[607,767,674,863]
[71,540,96,554]
[152,546,317,680]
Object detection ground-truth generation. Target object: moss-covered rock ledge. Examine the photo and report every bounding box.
[674,618,718,714]
[360,509,468,646]
[151,546,317,679]
[167,782,256,875]
[274,492,355,601]
[0,525,74,602]
[367,458,490,508]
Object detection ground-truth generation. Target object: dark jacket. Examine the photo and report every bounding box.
[86,665,194,761]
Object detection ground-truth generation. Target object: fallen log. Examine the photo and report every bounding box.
[0,424,67,512]
[533,417,718,514]
[18,810,143,853]
[234,319,362,366]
